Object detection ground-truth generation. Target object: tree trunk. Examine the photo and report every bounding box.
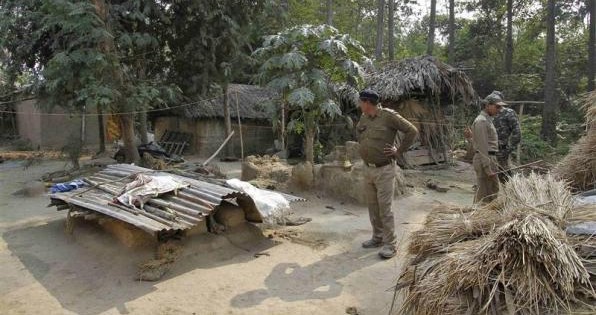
[375,0,385,61]
[387,0,395,60]
[120,113,140,163]
[427,0,437,55]
[588,0,595,92]
[541,0,558,143]
[223,84,233,157]
[505,0,514,74]
[97,106,106,153]
[93,0,138,162]
[138,60,149,145]
[326,0,333,26]
[139,111,149,144]
[304,126,316,165]
[448,0,456,64]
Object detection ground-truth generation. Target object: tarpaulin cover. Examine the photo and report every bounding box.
[226,178,290,223]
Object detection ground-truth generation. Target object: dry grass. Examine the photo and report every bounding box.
[402,215,594,315]
[398,174,596,315]
[407,204,502,258]
[555,91,596,192]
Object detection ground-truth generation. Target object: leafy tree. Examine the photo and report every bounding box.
[0,0,179,162]
[254,25,368,164]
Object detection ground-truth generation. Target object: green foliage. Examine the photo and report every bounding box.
[254,24,368,162]
[519,116,554,164]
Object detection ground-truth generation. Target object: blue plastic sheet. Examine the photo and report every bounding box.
[50,179,86,193]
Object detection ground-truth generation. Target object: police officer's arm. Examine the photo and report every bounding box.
[390,113,418,152]
[472,120,493,176]
[508,113,521,152]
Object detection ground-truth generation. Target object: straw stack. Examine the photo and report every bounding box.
[555,92,596,191]
[397,174,596,315]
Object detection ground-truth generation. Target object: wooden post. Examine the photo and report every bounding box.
[517,103,524,165]
[235,91,244,160]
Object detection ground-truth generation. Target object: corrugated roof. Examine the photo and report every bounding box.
[49,164,304,236]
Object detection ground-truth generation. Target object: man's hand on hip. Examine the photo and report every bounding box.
[384,143,400,157]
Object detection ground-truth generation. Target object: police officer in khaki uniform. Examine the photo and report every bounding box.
[356,90,418,259]
[472,95,504,203]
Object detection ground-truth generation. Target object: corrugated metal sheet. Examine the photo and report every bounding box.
[49,164,304,236]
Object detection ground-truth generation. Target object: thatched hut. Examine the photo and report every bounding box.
[152,84,278,157]
[367,56,477,166]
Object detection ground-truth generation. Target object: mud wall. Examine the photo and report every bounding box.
[154,116,274,157]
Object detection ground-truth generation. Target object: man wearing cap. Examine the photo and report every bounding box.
[356,89,418,259]
[472,95,503,203]
[491,91,521,182]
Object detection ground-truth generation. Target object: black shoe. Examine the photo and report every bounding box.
[361,239,383,248]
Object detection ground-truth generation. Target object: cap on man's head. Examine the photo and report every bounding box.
[359,89,380,104]
[484,92,507,106]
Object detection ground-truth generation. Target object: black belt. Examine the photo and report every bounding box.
[476,151,497,156]
[365,160,393,168]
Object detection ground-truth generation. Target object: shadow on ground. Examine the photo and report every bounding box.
[3,218,276,315]
[230,250,381,308]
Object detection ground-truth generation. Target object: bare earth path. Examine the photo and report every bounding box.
[0,160,475,315]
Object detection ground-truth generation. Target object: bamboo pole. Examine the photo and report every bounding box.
[203,130,234,166]
[517,103,524,165]
[235,91,244,160]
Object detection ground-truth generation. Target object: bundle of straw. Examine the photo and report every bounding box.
[407,204,503,258]
[555,92,596,191]
[398,174,596,314]
[498,173,574,224]
[402,215,594,315]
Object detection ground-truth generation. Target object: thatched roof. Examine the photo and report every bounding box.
[180,84,278,120]
[367,56,477,105]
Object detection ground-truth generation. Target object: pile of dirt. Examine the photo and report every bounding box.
[241,155,292,188]
[140,152,167,170]
[136,241,183,281]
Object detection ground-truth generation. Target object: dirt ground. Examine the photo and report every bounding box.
[0,158,475,315]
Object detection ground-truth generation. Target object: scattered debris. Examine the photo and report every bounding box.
[345,306,360,315]
[425,179,449,193]
[282,216,312,226]
[12,181,47,197]
[269,229,329,251]
[254,252,270,258]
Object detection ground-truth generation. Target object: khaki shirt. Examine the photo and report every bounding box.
[357,107,418,165]
[472,110,499,174]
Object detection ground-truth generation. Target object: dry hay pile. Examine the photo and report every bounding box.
[241,155,291,187]
[398,174,596,315]
[555,92,596,191]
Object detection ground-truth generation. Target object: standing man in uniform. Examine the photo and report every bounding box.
[490,91,521,182]
[357,90,418,259]
[472,95,504,203]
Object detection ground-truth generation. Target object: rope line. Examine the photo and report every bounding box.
[0,93,226,116]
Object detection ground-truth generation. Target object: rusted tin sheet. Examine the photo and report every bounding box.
[49,164,303,236]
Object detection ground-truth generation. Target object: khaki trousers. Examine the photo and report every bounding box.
[364,163,397,246]
[473,154,499,203]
